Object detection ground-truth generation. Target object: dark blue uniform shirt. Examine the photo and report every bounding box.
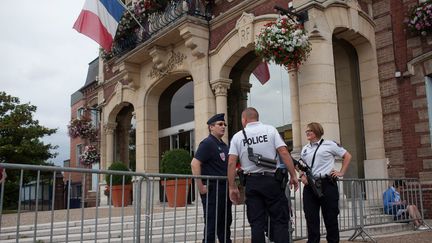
[194,134,229,177]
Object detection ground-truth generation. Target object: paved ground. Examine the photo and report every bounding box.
[341,230,432,243]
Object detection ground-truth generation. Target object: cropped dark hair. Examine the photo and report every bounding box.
[243,107,259,121]
[307,122,324,138]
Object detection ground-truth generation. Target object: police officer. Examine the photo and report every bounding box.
[227,107,298,243]
[191,113,232,243]
[299,122,351,243]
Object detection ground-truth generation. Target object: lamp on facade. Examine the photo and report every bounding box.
[184,102,194,109]
[274,5,308,24]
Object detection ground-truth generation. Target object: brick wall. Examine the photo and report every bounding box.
[374,0,432,217]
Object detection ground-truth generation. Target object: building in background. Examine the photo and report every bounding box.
[68,0,432,216]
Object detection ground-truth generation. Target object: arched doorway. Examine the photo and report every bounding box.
[114,103,136,171]
[157,76,195,202]
[227,51,292,148]
[333,37,366,178]
[158,77,195,158]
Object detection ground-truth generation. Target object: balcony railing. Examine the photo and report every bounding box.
[107,0,208,60]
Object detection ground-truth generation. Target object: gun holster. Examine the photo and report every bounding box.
[275,167,288,189]
[237,169,246,187]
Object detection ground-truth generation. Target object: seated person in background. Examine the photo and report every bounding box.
[0,166,6,184]
[383,180,428,230]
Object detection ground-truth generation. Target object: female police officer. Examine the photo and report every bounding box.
[299,122,351,243]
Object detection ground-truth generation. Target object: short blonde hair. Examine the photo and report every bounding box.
[307,122,324,138]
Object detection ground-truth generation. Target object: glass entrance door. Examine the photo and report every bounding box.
[158,121,195,159]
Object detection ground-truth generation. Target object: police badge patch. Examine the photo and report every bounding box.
[220,152,226,162]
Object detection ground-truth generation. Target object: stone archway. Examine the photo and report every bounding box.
[294,1,387,178]
[142,71,193,173]
[333,37,366,179]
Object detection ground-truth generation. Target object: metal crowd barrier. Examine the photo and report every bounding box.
[0,163,429,242]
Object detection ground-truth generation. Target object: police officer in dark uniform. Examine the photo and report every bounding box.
[227,107,298,243]
[300,122,351,243]
[191,113,232,243]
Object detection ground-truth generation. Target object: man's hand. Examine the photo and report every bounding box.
[289,176,299,191]
[229,187,241,205]
[300,174,308,185]
[198,185,207,195]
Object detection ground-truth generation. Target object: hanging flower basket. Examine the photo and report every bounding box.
[407,0,432,37]
[255,15,312,69]
[68,117,97,140]
[80,145,100,165]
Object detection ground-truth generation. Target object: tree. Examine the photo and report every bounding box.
[0,91,58,208]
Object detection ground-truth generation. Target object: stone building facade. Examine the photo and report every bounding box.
[69,0,432,216]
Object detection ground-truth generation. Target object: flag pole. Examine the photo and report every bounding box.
[116,0,145,29]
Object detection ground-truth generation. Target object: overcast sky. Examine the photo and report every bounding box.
[0,1,293,166]
[0,1,98,166]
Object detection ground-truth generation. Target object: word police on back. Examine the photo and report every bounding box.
[242,135,268,146]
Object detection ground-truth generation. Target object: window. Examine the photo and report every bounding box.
[63,159,70,168]
[77,108,85,119]
[76,144,83,167]
[426,76,432,145]
[91,163,99,191]
[90,108,99,128]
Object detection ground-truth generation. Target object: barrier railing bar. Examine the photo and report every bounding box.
[120,176,125,242]
[32,170,40,243]
[15,169,23,243]
[95,172,100,243]
[144,175,151,243]
[49,171,56,243]
[65,173,71,243]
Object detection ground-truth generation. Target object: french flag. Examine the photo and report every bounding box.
[73,0,126,51]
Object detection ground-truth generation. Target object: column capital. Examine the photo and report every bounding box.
[210,78,232,97]
[104,122,117,134]
[240,81,252,100]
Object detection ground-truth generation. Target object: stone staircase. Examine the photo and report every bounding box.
[0,201,415,242]
[0,204,251,243]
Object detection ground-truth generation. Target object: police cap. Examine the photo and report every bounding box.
[207,113,225,125]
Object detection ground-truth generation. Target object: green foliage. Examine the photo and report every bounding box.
[106,162,132,185]
[160,149,192,175]
[0,91,58,209]
[0,91,58,165]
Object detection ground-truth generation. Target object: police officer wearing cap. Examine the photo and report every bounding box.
[191,113,232,243]
[227,107,298,243]
[300,122,351,243]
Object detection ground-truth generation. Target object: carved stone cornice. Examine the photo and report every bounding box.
[210,78,232,97]
[116,61,141,90]
[179,24,209,59]
[149,46,170,70]
[148,51,187,79]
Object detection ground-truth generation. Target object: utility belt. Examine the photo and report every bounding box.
[237,168,288,189]
[309,175,338,191]
[246,171,275,177]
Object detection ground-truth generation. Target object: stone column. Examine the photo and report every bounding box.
[210,78,232,142]
[240,82,252,109]
[288,68,301,158]
[104,122,117,169]
[298,39,340,144]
